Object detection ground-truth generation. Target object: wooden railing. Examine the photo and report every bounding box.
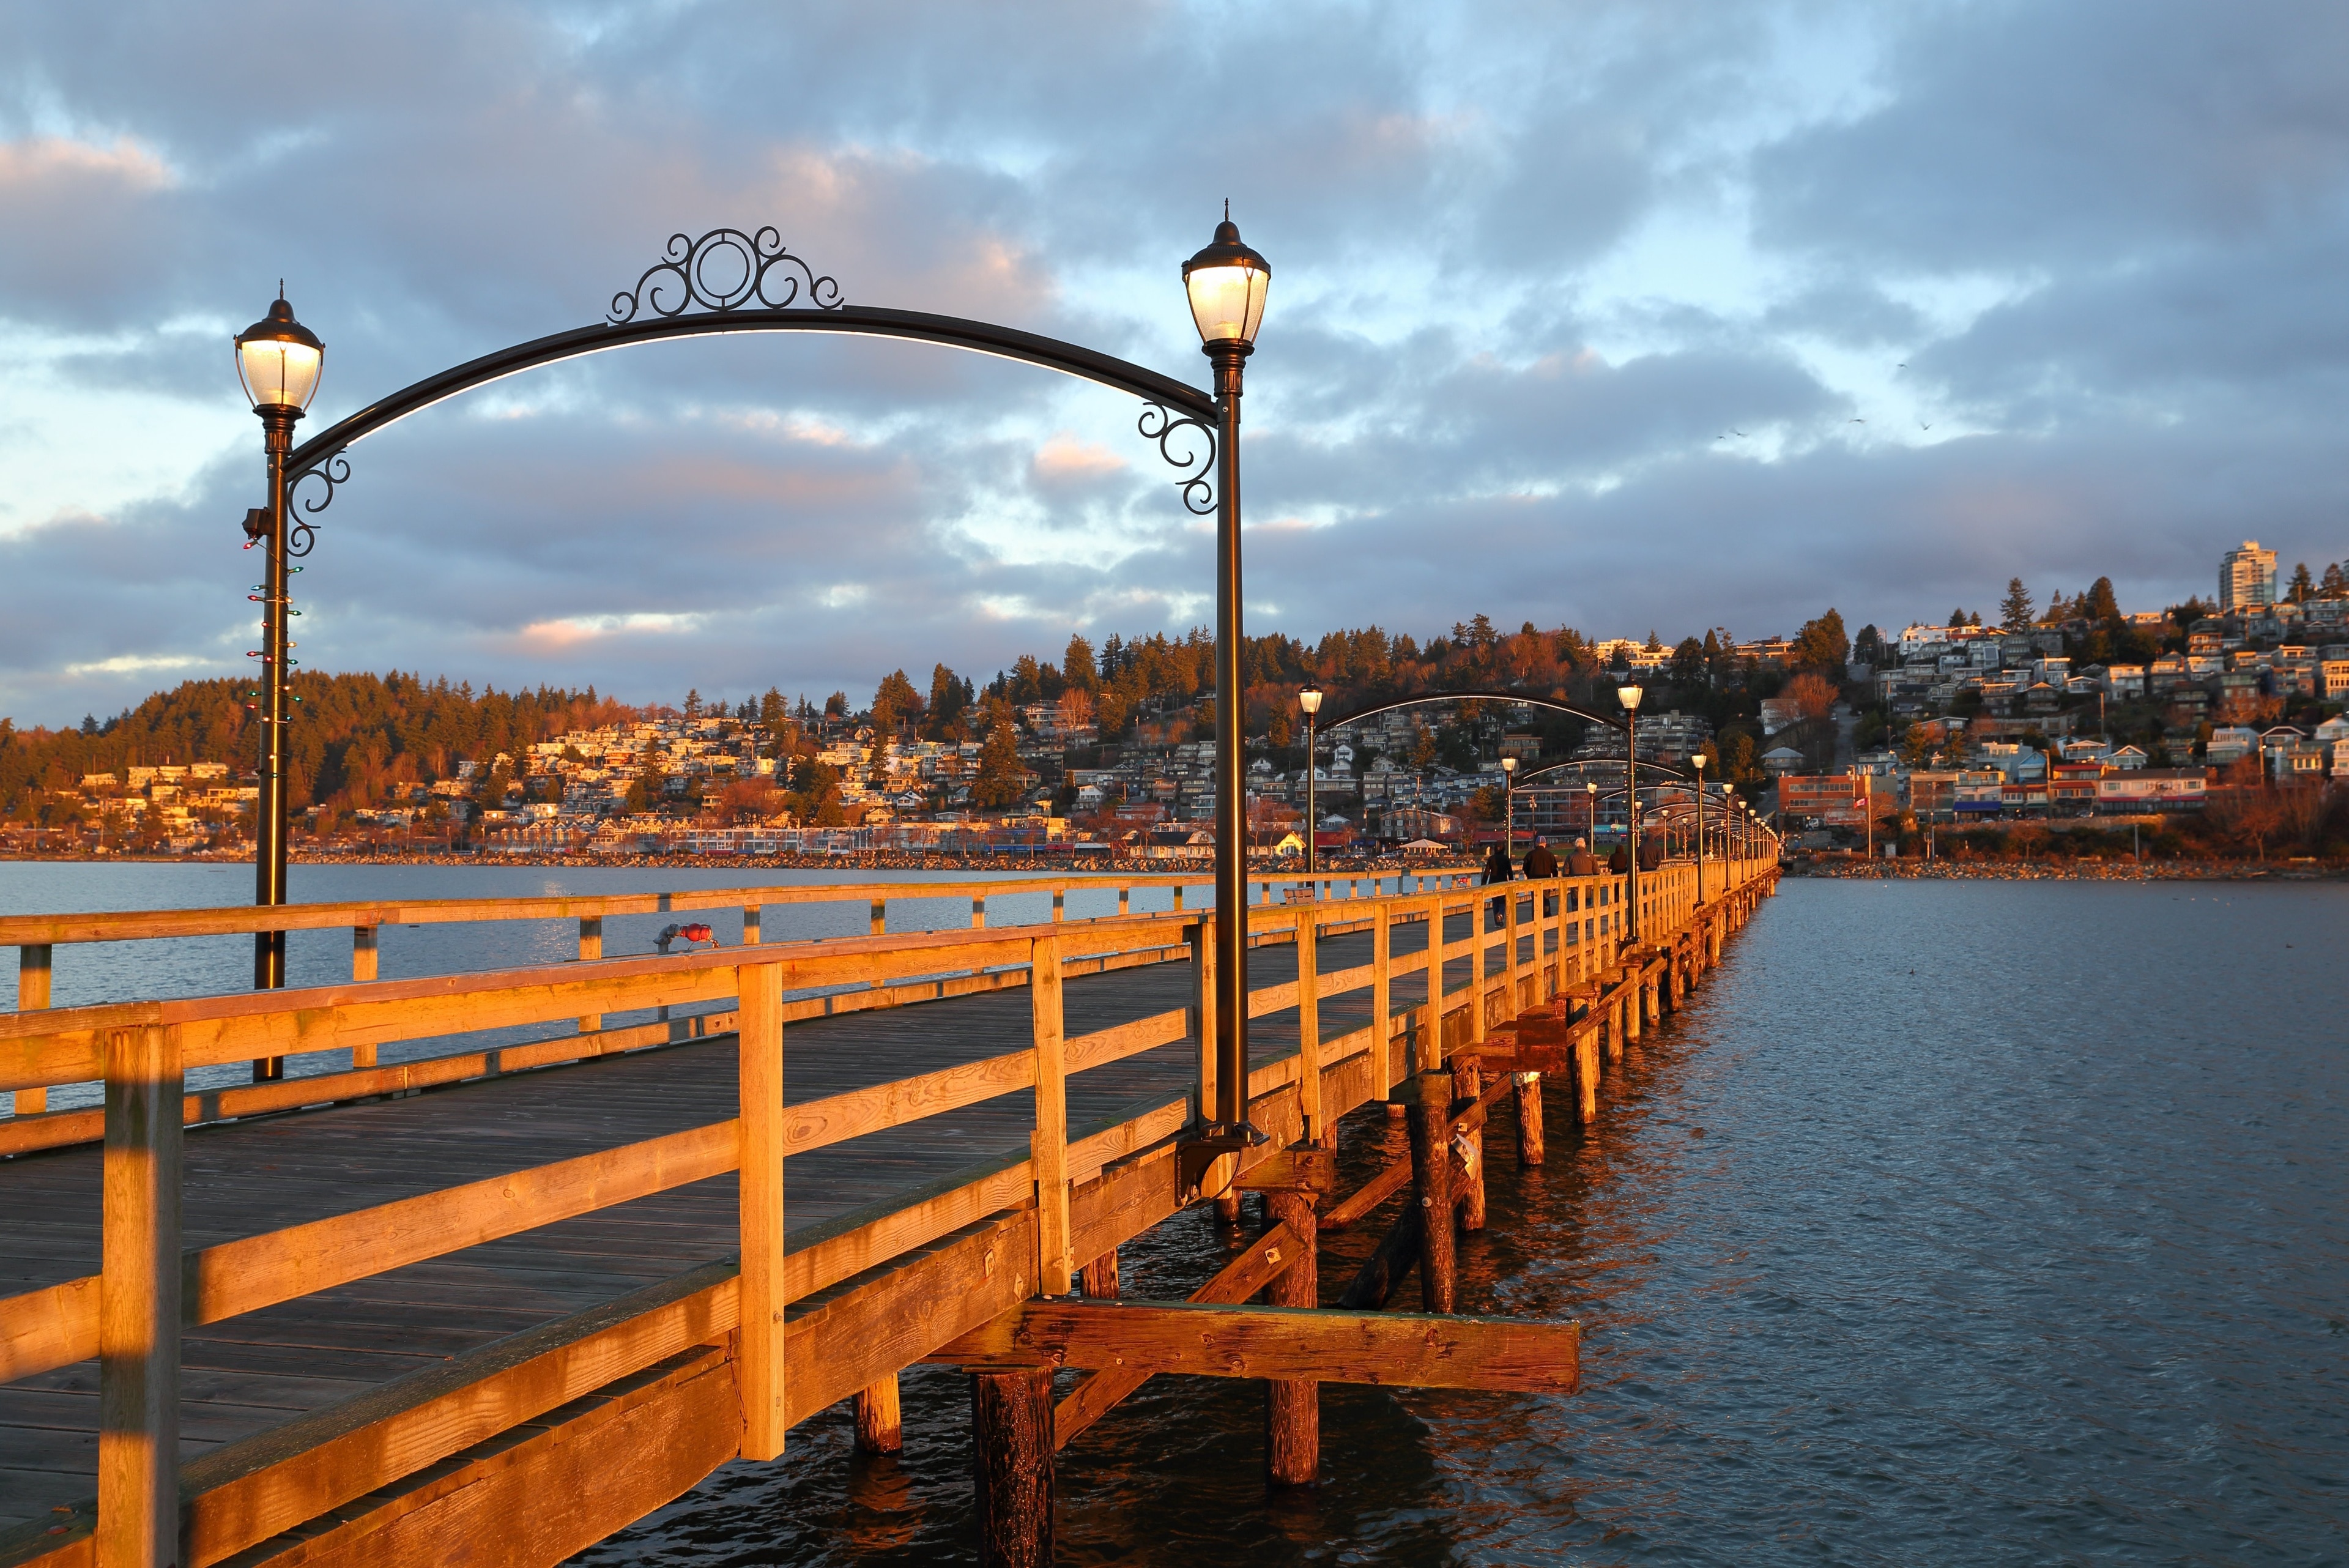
[0,853,1776,1568]
[1,868,1480,1129]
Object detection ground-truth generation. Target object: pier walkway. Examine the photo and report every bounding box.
[0,858,1776,1567]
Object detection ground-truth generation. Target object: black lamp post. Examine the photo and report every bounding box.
[1619,682,1642,943]
[1184,208,1271,1142]
[1298,685,1322,875]
[234,291,325,1079]
[1691,751,1709,904]
[1499,754,1517,861]
[1584,779,1597,845]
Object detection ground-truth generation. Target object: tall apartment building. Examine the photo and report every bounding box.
[2220,540,2277,612]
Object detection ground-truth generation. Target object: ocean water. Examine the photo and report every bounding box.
[584,878,2348,1565]
[8,868,2344,1561]
[0,861,1206,1111]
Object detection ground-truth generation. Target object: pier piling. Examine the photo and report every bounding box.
[1514,1071,1545,1165]
[1264,1187,1320,1485]
[1404,1070,1457,1312]
[971,1367,1055,1568]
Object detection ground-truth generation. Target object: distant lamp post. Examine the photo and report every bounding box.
[1297,685,1323,874]
[1619,683,1644,943]
[1499,754,1518,862]
[1186,207,1271,1150]
[1690,752,1709,904]
[234,289,325,1079]
[1584,778,1597,842]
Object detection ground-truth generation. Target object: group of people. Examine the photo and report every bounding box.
[1482,831,1653,884]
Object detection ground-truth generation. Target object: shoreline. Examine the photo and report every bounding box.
[0,850,1460,875]
[1784,857,2343,881]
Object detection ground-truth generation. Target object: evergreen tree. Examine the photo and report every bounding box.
[2000,578,2034,632]
[1947,608,1967,630]
[1791,609,1849,672]
[2287,562,2315,603]
[971,713,1028,809]
[1063,634,1098,692]
[2084,576,2123,623]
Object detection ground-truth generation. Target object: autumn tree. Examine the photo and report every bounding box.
[1783,671,1839,723]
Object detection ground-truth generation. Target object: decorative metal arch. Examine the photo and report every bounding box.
[1313,688,1629,737]
[280,227,1222,527]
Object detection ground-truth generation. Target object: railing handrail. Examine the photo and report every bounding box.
[0,867,1486,949]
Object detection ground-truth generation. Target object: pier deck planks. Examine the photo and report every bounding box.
[0,912,1485,1528]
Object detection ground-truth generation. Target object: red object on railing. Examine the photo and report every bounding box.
[678,922,714,944]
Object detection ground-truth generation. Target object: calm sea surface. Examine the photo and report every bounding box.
[7,867,2345,1562]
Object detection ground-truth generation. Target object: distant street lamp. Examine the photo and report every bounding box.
[1619,683,1644,943]
[1185,207,1271,1145]
[1499,754,1517,863]
[1298,685,1323,874]
[234,289,325,1080]
[1691,751,1709,904]
[1584,778,1597,842]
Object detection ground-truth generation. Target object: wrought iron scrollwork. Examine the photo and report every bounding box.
[284,450,349,558]
[1139,403,1216,515]
[608,228,844,323]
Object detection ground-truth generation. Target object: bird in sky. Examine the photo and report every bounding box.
[1849,417,1866,423]
[1919,420,1934,431]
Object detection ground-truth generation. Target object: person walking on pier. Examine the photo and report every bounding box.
[1523,834,1560,916]
[1484,836,1513,925]
[1566,837,1598,877]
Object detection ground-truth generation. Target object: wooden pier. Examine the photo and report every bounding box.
[0,856,1776,1567]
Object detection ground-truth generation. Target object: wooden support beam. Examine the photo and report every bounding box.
[970,1367,1053,1568]
[944,1299,1581,1394]
[1318,1153,1413,1232]
[1232,1145,1335,1194]
[1336,1202,1420,1311]
[737,959,787,1462]
[1078,1247,1119,1300]
[1264,1189,1319,1486]
[99,1022,180,1568]
[1047,1221,1301,1449]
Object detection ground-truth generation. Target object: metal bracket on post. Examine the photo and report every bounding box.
[1177,1123,1269,1205]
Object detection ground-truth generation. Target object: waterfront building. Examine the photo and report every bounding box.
[2220,540,2277,612]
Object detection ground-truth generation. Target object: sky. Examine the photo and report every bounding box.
[4,0,2348,727]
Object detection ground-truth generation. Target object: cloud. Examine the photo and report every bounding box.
[4,0,2348,726]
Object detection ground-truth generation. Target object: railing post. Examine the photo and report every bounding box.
[972,896,986,930]
[99,1022,180,1568]
[1504,880,1521,1014]
[1190,917,1218,1132]
[15,943,50,1115]
[870,899,886,937]
[1117,886,1129,919]
[743,904,762,945]
[1052,888,1064,923]
[1294,913,1324,1146]
[737,959,787,1461]
[1030,934,1072,1296]
[349,926,381,1067]
[576,916,603,1037]
[1469,886,1488,1047]
[1371,899,1394,1101]
[1423,894,1447,1071]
